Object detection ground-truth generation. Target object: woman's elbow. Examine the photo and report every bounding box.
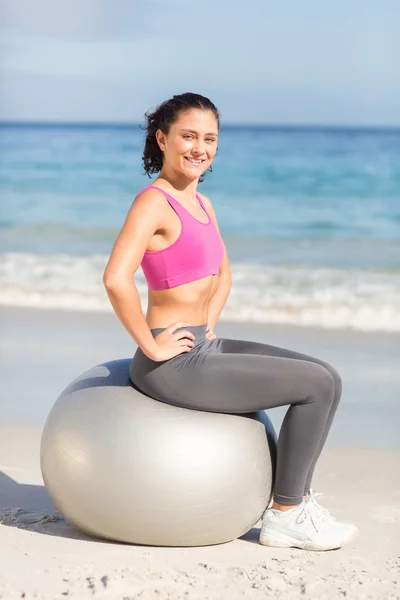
[102,269,129,291]
[102,268,114,289]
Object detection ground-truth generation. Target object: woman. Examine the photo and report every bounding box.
[103,92,357,551]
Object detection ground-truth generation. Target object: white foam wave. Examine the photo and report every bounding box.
[1,252,399,332]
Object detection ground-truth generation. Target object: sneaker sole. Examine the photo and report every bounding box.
[259,526,358,551]
[259,535,341,551]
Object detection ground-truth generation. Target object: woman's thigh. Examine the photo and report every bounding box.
[152,347,334,414]
[216,337,341,385]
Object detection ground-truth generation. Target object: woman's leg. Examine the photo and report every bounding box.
[148,341,336,506]
[131,326,357,550]
[215,337,342,494]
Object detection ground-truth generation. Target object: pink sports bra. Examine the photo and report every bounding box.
[137,185,225,290]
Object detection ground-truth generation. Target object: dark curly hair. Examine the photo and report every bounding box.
[141,92,220,183]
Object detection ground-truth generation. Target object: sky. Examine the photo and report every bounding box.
[0,0,399,126]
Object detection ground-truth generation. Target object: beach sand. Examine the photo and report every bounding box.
[1,306,399,599]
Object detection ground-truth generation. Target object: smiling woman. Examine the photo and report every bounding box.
[104,93,229,339]
[103,92,358,552]
[141,94,219,183]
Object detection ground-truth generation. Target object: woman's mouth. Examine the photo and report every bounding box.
[185,157,205,166]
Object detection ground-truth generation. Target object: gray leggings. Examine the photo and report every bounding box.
[130,324,342,505]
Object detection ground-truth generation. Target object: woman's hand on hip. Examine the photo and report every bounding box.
[149,322,195,362]
[206,325,217,341]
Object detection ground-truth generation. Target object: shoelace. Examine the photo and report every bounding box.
[307,490,336,522]
[263,490,334,532]
[296,493,337,533]
[295,502,321,533]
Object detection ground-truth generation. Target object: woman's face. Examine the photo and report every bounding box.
[156,109,219,180]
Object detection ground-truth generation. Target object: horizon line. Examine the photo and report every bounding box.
[0,119,399,132]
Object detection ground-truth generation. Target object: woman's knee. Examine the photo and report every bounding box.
[307,363,336,406]
[319,361,342,398]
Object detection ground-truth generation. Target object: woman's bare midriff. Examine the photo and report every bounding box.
[145,274,220,329]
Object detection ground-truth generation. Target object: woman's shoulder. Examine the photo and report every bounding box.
[197,192,217,218]
[197,191,214,207]
[129,186,170,223]
[133,185,169,206]
[135,184,160,200]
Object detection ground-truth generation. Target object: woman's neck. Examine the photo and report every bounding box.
[156,173,199,204]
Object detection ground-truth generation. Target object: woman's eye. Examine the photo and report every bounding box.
[183,135,193,139]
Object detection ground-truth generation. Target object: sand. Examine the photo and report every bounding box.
[1,306,399,599]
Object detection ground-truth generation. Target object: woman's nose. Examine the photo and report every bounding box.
[193,140,206,155]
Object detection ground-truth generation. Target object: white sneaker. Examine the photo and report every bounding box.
[259,500,357,551]
[306,489,358,544]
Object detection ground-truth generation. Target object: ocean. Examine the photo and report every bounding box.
[1,123,399,331]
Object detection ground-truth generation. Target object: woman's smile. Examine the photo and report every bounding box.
[184,156,206,167]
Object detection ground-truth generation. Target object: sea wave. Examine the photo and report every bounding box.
[1,252,399,332]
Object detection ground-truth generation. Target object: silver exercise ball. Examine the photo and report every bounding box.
[40,359,276,547]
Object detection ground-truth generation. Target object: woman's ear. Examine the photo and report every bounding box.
[155,129,166,151]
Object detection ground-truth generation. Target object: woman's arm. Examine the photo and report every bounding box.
[103,190,167,360]
[199,193,232,330]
